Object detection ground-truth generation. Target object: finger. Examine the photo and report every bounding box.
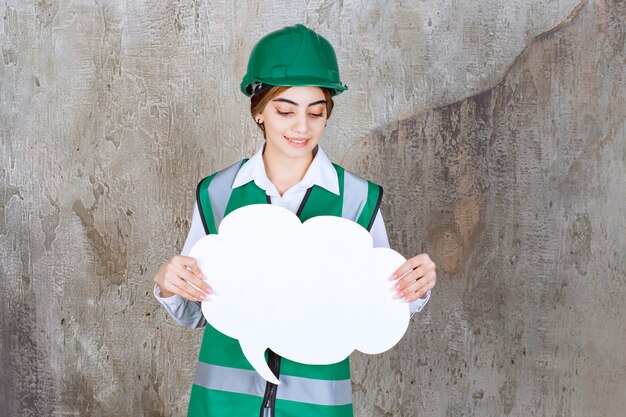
[415,279,435,300]
[173,266,212,300]
[174,265,212,293]
[160,278,204,302]
[389,262,415,281]
[394,266,427,291]
[178,265,212,294]
[405,288,432,302]
[179,280,211,302]
[394,278,427,300]
[175,277,211,302]
[410,275,434,296]
[395,272,435,299]
[172,256,211,292]
[175,256,207,280]
[402,273,436,301]
[389,254,430,281]
[187,263,206,281]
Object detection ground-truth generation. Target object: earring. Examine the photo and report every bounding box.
[256,119,265,132]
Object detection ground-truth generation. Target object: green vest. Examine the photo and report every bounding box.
[188,160,383,417]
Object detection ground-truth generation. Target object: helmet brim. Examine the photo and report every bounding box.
[241,76,348,97]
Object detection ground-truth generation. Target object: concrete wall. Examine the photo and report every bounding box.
[1,0,624,416]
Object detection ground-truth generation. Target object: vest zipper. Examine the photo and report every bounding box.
[260,191,304,416]
[260,350,281,417]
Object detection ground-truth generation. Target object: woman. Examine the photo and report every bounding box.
[154,24,437,417]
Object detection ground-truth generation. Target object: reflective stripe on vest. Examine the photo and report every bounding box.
[194,362,352,406]
[341,170,368,221]
[197,160,247,235]
[206,160,240,229]
[343,169,383,231]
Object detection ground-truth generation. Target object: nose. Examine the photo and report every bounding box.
[292,112,308,134]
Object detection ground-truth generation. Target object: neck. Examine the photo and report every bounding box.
[262,146,314,196]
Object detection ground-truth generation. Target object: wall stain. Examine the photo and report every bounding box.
[2,6,19,66]
[0,179,24,235]
[498,379,516,415]
[0,299,54,416]
[97,1,124,149]
[174,0,184,33]
[372,405,393,417]
[61,372,96,417]
[35,0,60,29]
[564,212,592,276]
[39,193,60,251]
[315,0,343,26]
[72,182,128,285]
[174,216,190,252]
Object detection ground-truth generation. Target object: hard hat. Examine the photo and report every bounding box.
[240,24,348,96]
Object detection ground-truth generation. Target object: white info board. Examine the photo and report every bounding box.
[189,204,409,384]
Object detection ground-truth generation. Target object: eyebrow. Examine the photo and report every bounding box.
[272,98,327,107]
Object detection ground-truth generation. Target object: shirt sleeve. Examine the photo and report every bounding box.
[153,202,207,329]
[369,210,431,317]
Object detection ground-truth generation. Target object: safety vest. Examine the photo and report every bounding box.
[188,159,383,417]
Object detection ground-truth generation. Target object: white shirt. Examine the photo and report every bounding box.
[155,146,430,326]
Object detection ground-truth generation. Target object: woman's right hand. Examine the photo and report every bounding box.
[154,255,212,302]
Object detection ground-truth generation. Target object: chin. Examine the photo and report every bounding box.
[283,146,315,159]
[272,139,317,157]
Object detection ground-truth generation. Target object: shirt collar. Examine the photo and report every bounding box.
[232,144,340,196]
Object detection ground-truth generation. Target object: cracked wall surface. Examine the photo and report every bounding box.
[1,0,624,416]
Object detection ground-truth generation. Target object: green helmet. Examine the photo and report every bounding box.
[240,24,348,97]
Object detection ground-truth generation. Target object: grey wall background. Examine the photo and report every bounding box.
[1,0,624,416]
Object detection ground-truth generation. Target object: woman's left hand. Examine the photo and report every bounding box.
[390,253,437,302]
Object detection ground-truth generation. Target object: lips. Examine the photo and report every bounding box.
[284,136,310,147]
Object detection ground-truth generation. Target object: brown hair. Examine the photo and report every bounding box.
[250,86,334,132]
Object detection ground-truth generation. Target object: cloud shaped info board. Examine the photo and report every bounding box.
[189,204,410,385]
